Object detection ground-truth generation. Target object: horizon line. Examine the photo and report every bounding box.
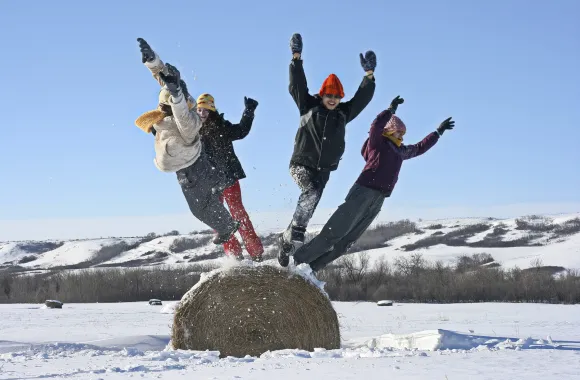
[1,201,579,242]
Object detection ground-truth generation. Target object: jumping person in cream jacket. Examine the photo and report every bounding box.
[135,38,239,245]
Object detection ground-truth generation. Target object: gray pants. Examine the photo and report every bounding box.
[293,183,385,271]
[176,151,237,235]
[285,165,330,238]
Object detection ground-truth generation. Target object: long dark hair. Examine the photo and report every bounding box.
[199,109,225,137]
[205,109,222,124]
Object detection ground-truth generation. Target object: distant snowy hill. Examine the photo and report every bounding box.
[1,213,579,274]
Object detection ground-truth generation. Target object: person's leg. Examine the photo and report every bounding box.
[176,154,239,243]
[206,190,242,258]
[212,189,243,258]
[223,181,264,261]
[278,165,330,267]
[222,234,243,258]
[278,165,331,266]
[308,194,385,272]
[292,183,377,266]
[284,165,330,245]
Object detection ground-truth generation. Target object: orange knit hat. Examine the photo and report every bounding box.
[319,74,344,98]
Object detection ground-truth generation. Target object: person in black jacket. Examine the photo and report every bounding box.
[195,93,264,261]
[277,33,377,266]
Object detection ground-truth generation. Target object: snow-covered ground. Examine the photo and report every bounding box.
[2,212,580,274]
[1,300,579,379]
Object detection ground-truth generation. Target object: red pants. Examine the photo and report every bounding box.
[219,181,264,259]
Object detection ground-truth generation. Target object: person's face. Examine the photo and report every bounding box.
[391,130,405,140]
[322,94,341,110]
[197,107,210,122]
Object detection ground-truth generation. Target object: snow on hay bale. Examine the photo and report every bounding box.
[171,264,340,357]
[45,300,63,309]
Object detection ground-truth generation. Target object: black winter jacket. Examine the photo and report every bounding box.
[288,58,375,171]
[200,110,254,184]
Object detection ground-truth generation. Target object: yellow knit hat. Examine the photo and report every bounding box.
[196,93,216,111]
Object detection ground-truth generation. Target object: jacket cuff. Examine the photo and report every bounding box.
[170,91,184,104]
[363,73,375,83]
[144,54,162,69]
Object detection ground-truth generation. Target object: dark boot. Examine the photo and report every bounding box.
[286,225,306,245]
[213,221,241,244]
[277,234,294,267]
[278,225,306,267]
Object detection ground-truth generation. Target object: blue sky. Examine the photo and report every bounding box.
[1,0,579,240]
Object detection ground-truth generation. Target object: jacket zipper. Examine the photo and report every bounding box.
[316,112,330,170]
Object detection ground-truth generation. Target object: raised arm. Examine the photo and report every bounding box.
[342,50,377,123]
[343,75,376,123]
[221,97,259,141]
[368,109,393,149]
[138,38,168,87]
[288,33,316,113]
[399,132,439,160]
[159,64,201,144]
[400,117,455,160]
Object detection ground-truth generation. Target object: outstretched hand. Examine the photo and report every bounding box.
[158,63,182,97]
[388,95,404,114]
[137,38,155,63]
[360,50,376,72]
[437,117,455,135]
[244,96,258,112]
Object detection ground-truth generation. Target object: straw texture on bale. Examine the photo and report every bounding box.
[171,265,340,357]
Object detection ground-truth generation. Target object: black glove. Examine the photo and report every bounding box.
[158,63,182,97]
[437,117,455,135]
[388,95,404,114]
[137,38,155,63]
[359,50,376,72]
[290,33,302,55]
[244,96,258,112]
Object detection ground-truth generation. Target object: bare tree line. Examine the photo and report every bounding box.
[318,252,580,304]
[0,264,216,303]
[1,254,579,304]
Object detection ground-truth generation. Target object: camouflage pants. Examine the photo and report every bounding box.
[286,164,330,235]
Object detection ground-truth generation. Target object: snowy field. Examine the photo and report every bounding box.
[2,213,580,274]
[1,301,579,379]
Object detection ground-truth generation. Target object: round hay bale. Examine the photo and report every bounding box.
[171,265,340,357]
[45,300,63,309]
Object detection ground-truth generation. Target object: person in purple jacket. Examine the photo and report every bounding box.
[285,96,455,271]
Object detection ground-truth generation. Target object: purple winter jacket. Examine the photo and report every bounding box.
[355,109,440,197]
